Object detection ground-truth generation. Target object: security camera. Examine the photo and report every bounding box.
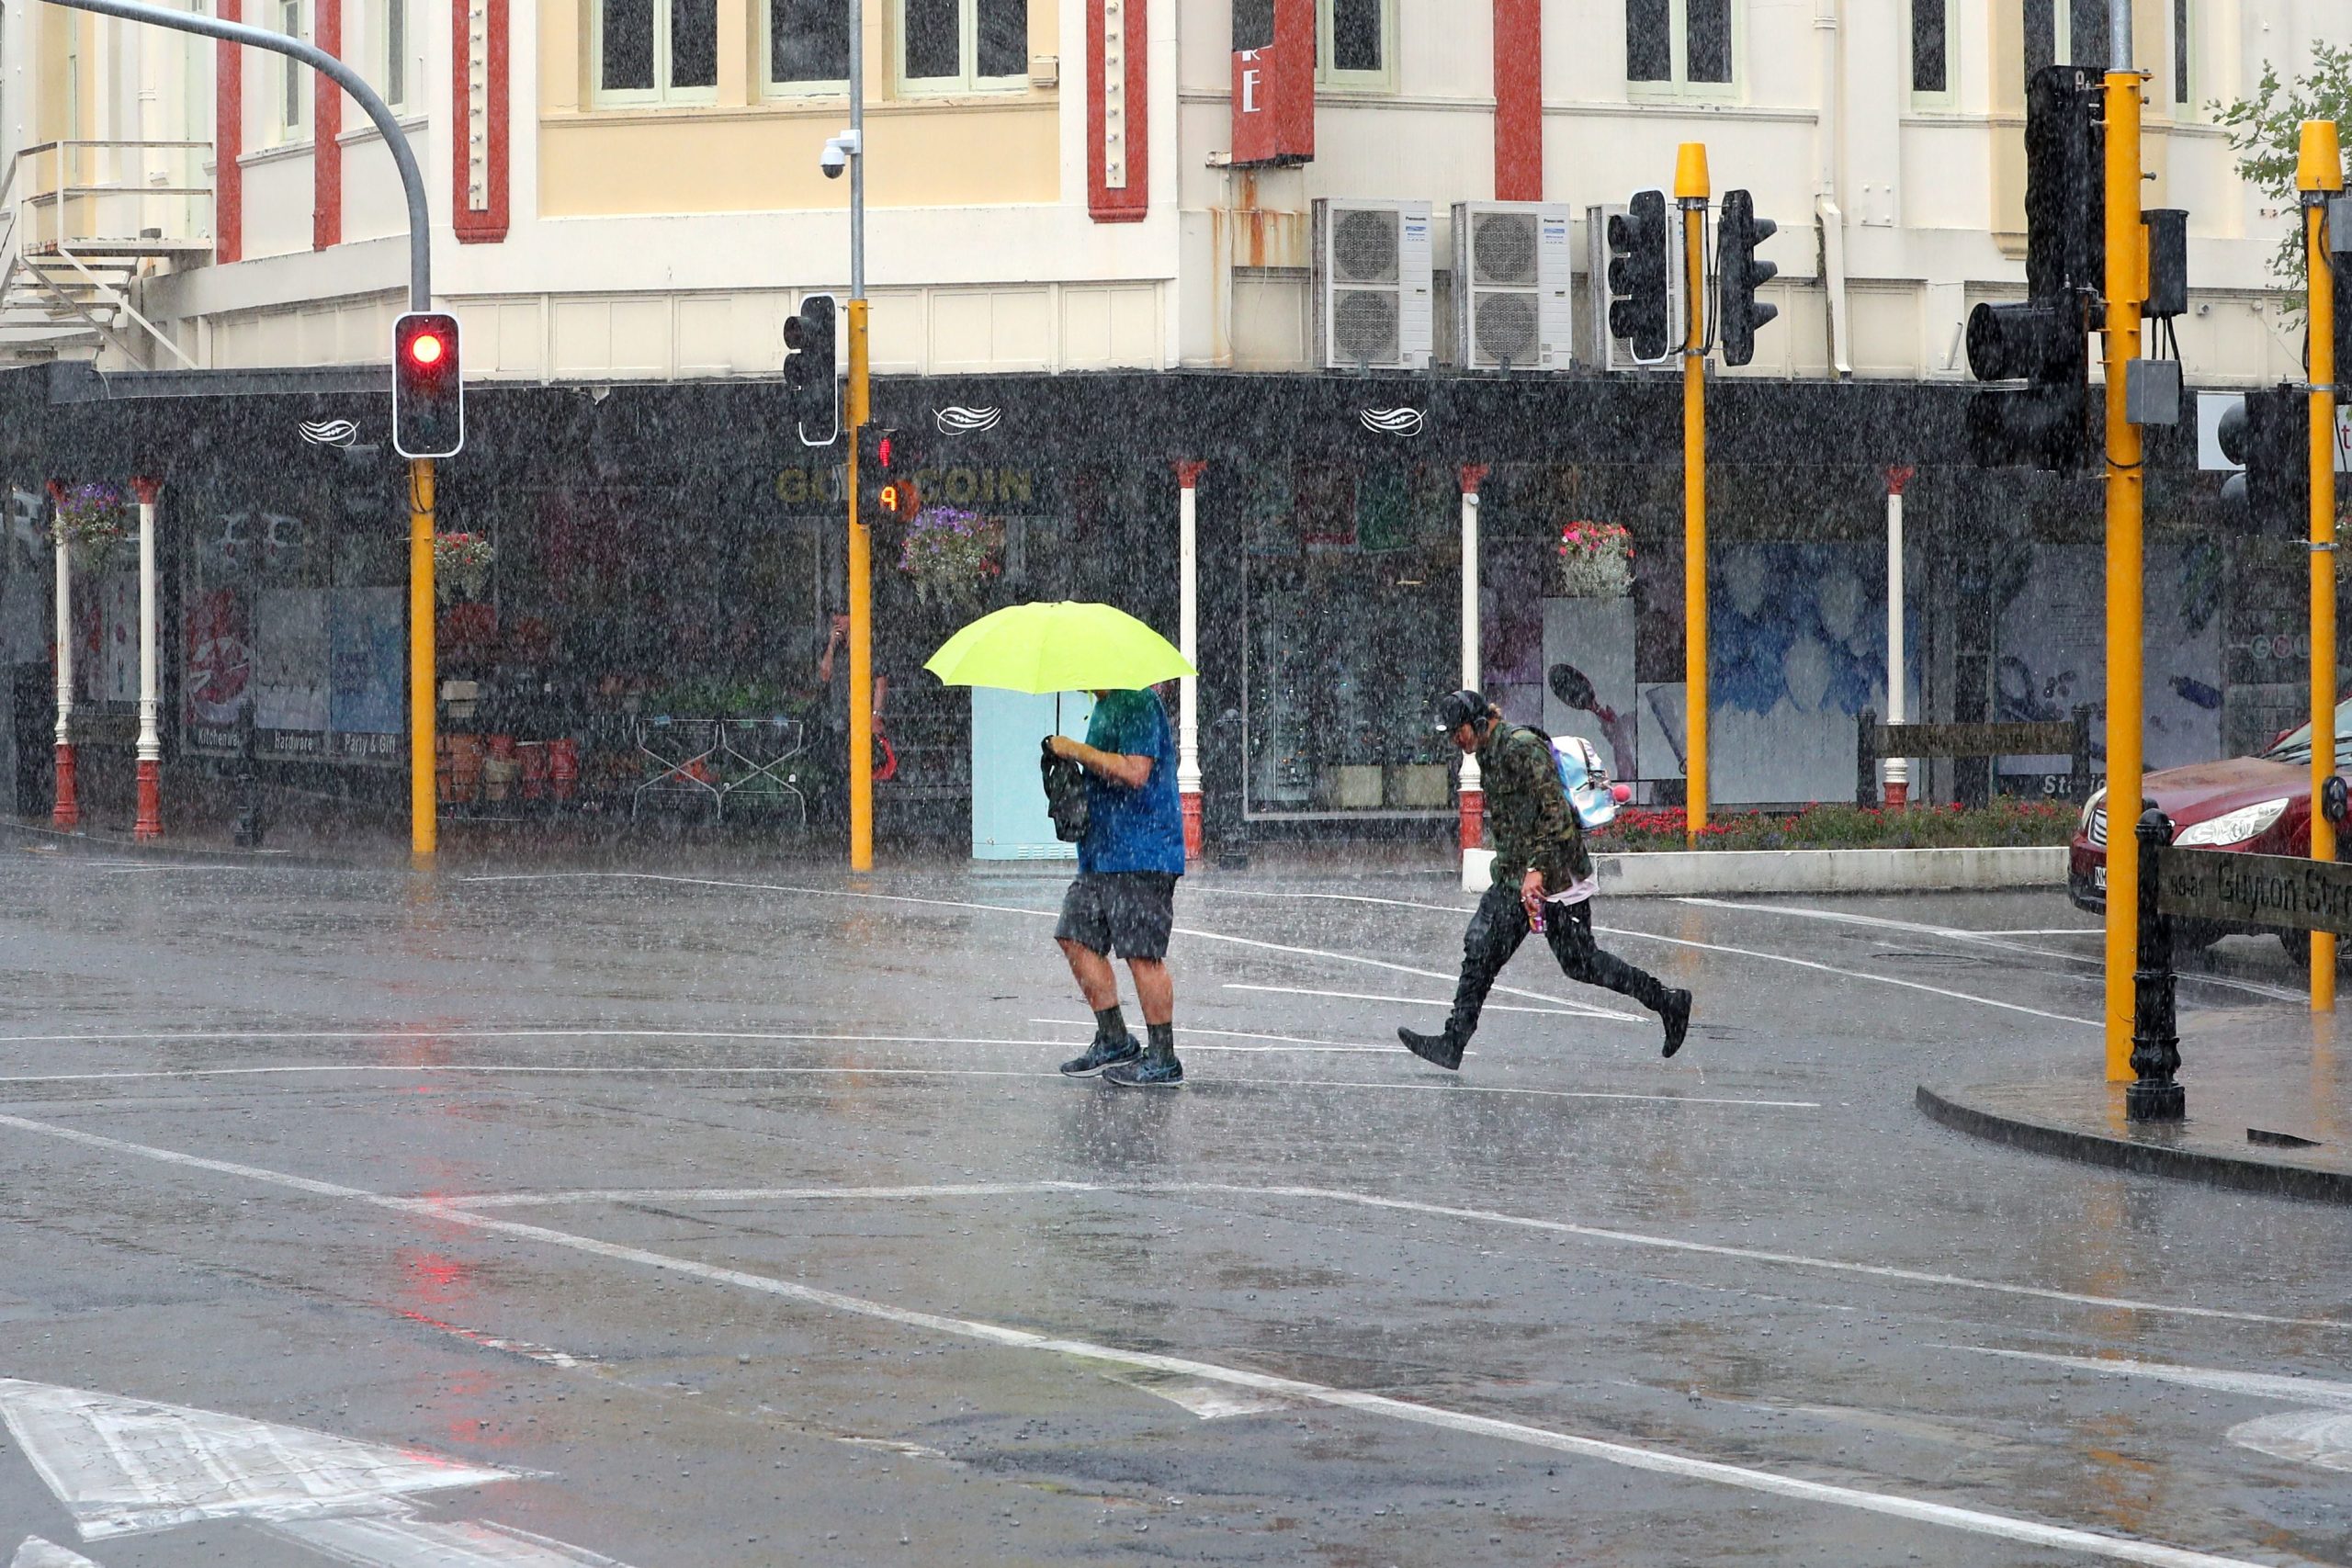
[820,141,848,180]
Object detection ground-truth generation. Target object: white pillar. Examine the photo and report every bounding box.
[52,524,72,750]
[1174,461,1204,856]
[1459,478,1483,797]
[1884,469,1909,806]
[133,479,162,839]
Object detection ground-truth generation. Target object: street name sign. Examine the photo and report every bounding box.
[2155,846,2352,936]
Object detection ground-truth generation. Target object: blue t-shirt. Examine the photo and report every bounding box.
[1080,689,1186,875]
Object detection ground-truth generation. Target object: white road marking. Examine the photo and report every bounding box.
[1221,982,1630,1021]
[1103,1375,1296,1421]
[1030,1018,1402,1051]
[274,1515,628,1567]
[1954,1347,2352,1407]
[0,1061,1816,1111]
[458,870,1618,1014]
[0,1112,2273,1568]
[436,1180,2323,1328]
[11,1540,101,1568]
[1677,898,2305,1004]
[0,1378,522,1539]
[2225,1410,2352,1474]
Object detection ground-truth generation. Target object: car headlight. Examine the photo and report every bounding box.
[2174,797,2290,847]
[2080,786,2106,837]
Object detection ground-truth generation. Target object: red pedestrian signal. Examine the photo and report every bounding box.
[393,311,464,458]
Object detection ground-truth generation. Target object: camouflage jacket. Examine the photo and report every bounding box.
[1476,722,1593,893]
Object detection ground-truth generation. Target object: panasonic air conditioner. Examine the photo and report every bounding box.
[1313,198,1434,371]
[1585,202,1683,374]
[1452,202,1575,372]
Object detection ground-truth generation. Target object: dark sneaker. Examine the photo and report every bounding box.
[1104,1055,1184,1089]
[1397,1026,1464,1071]
[1060,1033,1143,1077]
[1659,989,1693,1059]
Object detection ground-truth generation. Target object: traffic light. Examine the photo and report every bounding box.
[784,294,840,446]
[2218,385,2310,537]
[1606,188,1672,364]
[391,312,462,459]
[1716,188,1778,367]
[2023,66,2104,299]
[1963,298,2092,469]
[860,424,921,520]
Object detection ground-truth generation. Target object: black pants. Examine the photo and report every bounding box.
[1444,882,1672,1042]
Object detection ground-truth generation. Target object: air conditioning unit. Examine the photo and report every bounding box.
[1452,202,1574,371]
[1313,198,1434,371]
[1585,202,1683,374]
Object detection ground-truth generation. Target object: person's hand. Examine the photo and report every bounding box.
[828,615,850,645]
[1521,868,1546,920]
[1046,735,1081,761]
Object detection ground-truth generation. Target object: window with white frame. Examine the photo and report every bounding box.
[899,0,1026,94]
[273,0,306,141]
[766,0,850,95]
[594,0,718,107]
[1910,0,1951,106]
[379,0,410,112]
[2024,0,2109,76]
[1626,0,1734,94]
[1316,0,1391,89]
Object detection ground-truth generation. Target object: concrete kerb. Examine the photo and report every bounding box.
[1462,846,2067,897]
[1917,1084,2352,1206]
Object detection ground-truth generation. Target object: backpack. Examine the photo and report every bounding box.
[1538,728,1623,832]
[1040,740,1090,843]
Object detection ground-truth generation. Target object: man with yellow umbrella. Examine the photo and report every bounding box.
[928,602,1195,1089]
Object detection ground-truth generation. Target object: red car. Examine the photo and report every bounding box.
[2069,697,2352,958]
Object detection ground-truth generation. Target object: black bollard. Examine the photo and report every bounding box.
[2126,808,2183,1122]
[232,705,265,849]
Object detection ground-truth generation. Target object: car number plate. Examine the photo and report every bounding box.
[2093,865,2107,891]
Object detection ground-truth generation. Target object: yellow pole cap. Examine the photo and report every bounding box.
[1674,142,1711,200]
[2299,120,2345,193]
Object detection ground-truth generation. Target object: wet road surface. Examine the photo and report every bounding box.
[1,852,2347,1566]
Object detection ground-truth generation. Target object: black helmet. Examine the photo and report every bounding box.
[1432,688,1488,733]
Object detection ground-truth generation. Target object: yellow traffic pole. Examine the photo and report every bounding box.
[847,297,874,872]
[2301,121,2342,1008]
[2101,65,2146,1081]
[409,457,437,856]
[1677,141,1711,847]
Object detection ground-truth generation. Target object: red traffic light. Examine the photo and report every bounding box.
[392,311,464,458]
[876,434,893,469]
[408,332,446,367]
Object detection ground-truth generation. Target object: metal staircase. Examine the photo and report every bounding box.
[0,140,212,367]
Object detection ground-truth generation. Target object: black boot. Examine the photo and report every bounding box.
[1658,989,1692,1059]
[1398,1025,1464,1071]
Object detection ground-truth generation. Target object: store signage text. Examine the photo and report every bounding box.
[775,467,1035,508]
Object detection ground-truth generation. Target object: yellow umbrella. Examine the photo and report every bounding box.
[924,601,1194,694]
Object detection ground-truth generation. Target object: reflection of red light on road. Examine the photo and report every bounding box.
[400,1248,469,1307]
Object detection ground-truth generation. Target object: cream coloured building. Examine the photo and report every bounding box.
[1,0,2345,383]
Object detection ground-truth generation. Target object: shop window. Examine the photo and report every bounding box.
[2024,0,2109,76]
[1910,0,1951,107]
[1626,0,1735,97]
[766,0,850,95]
[379,0,410,112]
[898,0,1027,95]
[1316,0,1392,91]
[274,0,306,141]
[593,0,718,107]
[2172,0,2197,118]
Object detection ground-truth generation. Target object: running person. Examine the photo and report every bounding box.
[1402,689,1691,1070]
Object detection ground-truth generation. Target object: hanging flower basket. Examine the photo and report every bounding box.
[1555,520,1634,598]
[896,506,1004,605]
[434,531,496,604]
[53,482,130,572]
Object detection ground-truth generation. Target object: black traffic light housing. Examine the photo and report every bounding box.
[391,311,463,459]
[2218,384,2311,538]
[1964,298,2093,470]
[2024,66,2105,299]
[1716,188,1779,367]
[1606,188,1672,365]
[785,294,840,446]
[859,423,922,521]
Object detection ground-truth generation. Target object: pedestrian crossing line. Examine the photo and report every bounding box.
[0,1109,2278,1568]
[1219,981,1638,1023]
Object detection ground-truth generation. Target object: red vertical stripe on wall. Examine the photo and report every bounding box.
[1493,0,1542,201]
[1087,0,1148,222]
[313,0,342,249]
[453,0,511,243]
[215,0,243,264]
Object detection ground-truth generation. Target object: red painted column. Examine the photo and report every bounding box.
[313,0,343,250]
[1457,465,1489,857]
[452,0,512,242]
[216,0,243,264]
[1174,460,1207,858]
[131,477,164,841]
[1493,0,1543,201]
[1088,0,1148,220]
[45,480,77,831]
